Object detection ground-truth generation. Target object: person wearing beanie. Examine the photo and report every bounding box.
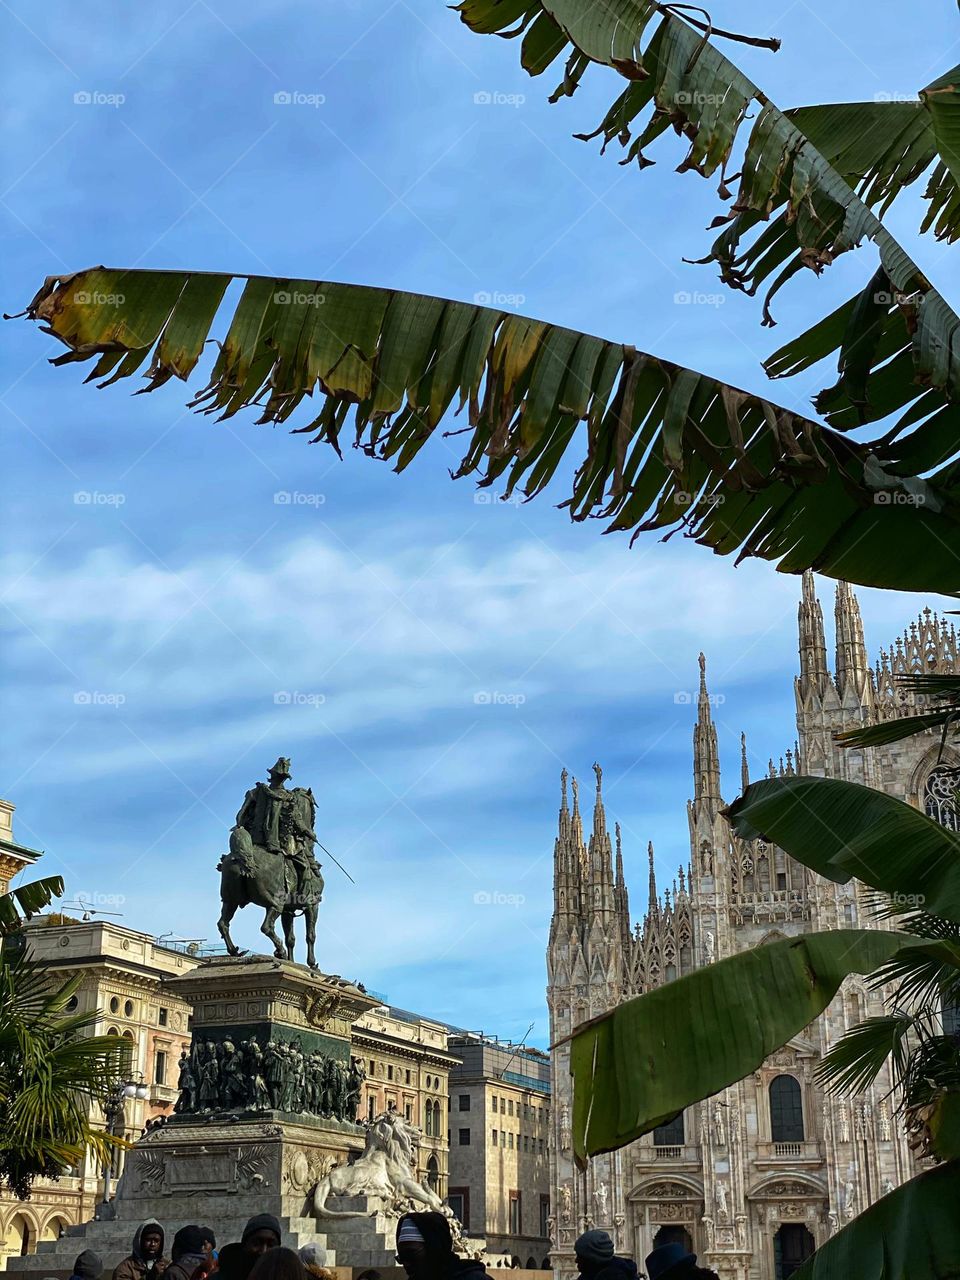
[241,1216,282,1259]
[574,1231,638,1280]
[197,1230,217,1261]
[70,1251,104,1280]
[164,1227,210,1280]
[643,1242,719,1280]
[395,1212,492,1280]
[215,1244,253,1280]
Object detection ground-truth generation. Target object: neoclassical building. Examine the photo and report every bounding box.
[546,574,958,1280]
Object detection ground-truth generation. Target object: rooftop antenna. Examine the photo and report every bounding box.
[61,897,123,923]
[497,1022,536,1079]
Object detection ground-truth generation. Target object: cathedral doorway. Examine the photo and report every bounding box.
[773,1224,814,1278]
[652,1226,693,1253]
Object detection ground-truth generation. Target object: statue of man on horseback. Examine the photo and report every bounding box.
[218,757,325,968]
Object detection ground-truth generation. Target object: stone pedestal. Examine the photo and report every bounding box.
[7,955,381,1279]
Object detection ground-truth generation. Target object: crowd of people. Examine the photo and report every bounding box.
[63,1216,716,1280]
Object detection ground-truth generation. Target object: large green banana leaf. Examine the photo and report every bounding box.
[792,1160,960,1280]
[20,268,960,591]
[569,928,911,1162]
[725,776,960,923]
[458,3,960,437]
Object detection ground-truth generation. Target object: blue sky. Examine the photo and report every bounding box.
[2,0,958,1045]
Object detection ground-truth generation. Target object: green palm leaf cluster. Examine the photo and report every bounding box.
[0,886,130,1198]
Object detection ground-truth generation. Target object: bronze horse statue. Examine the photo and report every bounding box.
[217,771,324,969]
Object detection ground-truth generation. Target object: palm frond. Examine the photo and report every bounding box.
[816,1013,915,1095]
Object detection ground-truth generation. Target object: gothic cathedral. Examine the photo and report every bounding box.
[546,573,959,1280]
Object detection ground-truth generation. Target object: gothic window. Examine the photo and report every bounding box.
[924,765,960,831]
[425,1102,434,1137]
[652,1112,684,1146]
[769,1075,804,1143]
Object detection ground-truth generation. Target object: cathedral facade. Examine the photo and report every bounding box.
[546,574,959,1280]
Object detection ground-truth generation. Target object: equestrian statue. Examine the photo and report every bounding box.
[217,756,325,968]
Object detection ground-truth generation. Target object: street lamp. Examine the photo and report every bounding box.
[101,1076,149,1210]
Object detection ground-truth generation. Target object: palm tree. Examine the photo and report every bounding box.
[16,4,960,591]
[0,880,130,1198]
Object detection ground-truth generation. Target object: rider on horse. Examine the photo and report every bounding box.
[234,756,320,895]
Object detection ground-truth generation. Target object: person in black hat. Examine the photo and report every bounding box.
[395,1211,492,1280]
[644,1242,719,1280]
[164,1227,210,1280]
[573,1230,638,1280]
[242,1216,282,1259]
[70,1251,104,1280]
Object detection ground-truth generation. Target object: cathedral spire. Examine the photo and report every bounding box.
[647,841,658,916]
[740,731,750,794]
[693,652,722,805]
[835,581,869,703]
[586,762,615,914]
[615,822,632,953]
[798,570,830,700]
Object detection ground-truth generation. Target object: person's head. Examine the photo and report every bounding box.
[643,1243,698,1280]
[248,1247,307,1280]
[269,757,292,785]
[198,1229,217,1258]
[172,1228,207,1264]
[138,1225,164,1262]
[216,1243,253,1280]
[73,1250,103,1280]
[242,1215,282,1258]
[574,1231,614,1277]
[395,1214,454,1280]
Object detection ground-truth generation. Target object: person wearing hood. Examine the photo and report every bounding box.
[114,1221,168,1280]
[643,1243,719,1280]
[574,1231,638,1280]
[241,1216,282,1260]
[395,1212,491,1280]
[164,1227,211,1280]
[70,1250,104,1280]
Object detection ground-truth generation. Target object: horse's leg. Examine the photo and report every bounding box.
[218,896,242,956]
[305,903,318,970]
[260,906,285,959]
[281,907,296,961]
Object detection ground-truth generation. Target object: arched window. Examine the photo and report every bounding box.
[427,1154,439,1190]
[425,1101,434,1137]
[652,1112,684,1147]
[924,764,960,831]
[769,1075,804,1143]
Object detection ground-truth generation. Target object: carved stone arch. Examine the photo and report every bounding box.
[907,742,960,812]
[629,1174,704,1202]
[760,929,787,946]
[746,1173,827,1200]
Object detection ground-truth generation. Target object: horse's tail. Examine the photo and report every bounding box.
[311,1175,367,1219]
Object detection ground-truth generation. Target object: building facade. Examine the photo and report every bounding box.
[351,1003,458,1196]
[447,1032,552,1267]
[546,576,959,1280]
[1,911,199,1266]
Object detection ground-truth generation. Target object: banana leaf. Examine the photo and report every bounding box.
[19,268,960,593]
[792,1160,960,1280]
[0,877,65,936]
[725,776,960,923]
[569,928,909,1163]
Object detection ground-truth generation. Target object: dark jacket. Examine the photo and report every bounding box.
[586,1259,639,1280]
[71,1251,104,1280]
[163,1254,208,1280]
[113,1221,169,1280]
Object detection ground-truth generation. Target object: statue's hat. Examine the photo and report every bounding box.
[269,756,292,779]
